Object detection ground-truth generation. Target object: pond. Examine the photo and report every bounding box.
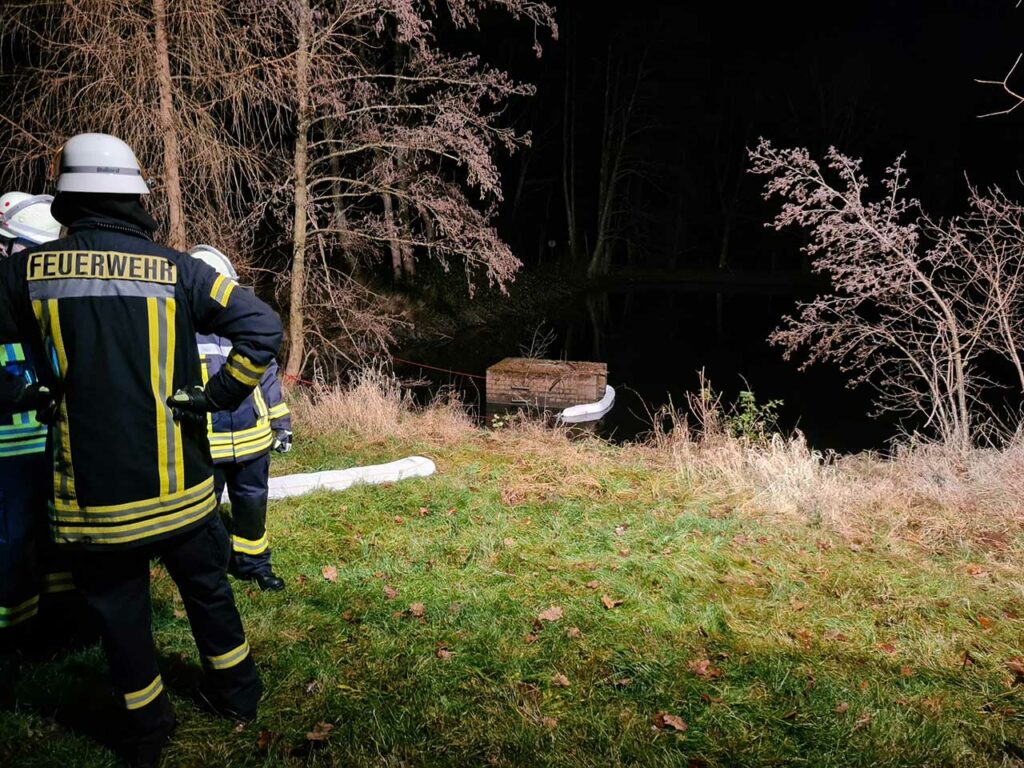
[397,283,897,453]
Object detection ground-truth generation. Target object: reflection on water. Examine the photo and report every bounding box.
[398,285,896,453]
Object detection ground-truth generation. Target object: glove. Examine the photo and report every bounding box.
[15,383,58,425]
[272,429,292,453]
[167,386,220,424]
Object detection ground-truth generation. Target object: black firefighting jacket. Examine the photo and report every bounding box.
[0,216,283,549]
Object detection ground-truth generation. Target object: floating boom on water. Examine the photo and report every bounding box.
[262,456,436,500]
[555,385,616,425]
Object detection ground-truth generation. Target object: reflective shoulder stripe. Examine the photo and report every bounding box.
[209,275,238,308]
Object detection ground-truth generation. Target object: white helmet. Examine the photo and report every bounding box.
[188,244,238,279]
[0,192,62,243]
[55,133,150,195]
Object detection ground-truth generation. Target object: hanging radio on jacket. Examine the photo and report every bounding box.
[191,245,291,593]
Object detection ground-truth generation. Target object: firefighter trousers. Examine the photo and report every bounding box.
[214,452,272,577]
[0,452,84,652]
[70,513,261,751]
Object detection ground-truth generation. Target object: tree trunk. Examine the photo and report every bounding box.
[382,189,403,281]
[285,0,312,380]
[152,0,185,250]
[560,19,579,265]
[396,149,415,279]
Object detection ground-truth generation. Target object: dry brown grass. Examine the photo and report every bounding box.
[290,369,1024,558]
[289,366,475,445]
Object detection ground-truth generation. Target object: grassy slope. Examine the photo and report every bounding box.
[2,428,1024,767]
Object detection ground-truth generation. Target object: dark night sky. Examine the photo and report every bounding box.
[484,0,1024,268]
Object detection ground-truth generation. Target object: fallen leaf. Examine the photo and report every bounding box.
[877,642,897,655]
[688,658,723,679]
[789,596,807,611]
[614,677,633,688]
[782,710,798,721]
[978,615,994,630]
[848,543,862,552]
[538,605,564,622]
[503,537,515,547]
[409,603,425,618]
[418,507,430,517]
[965,564,988,578]
[835,702,849,714]
[256,730,273,752]
[963,650,978,667]
[700,693,723,704]
[393,515,404,524]
[792,628,813,647]
[853,712,873,731]
[524,633,538,644]
[1008,657,1024,684]
[234,721,246,733]
[304,679,323,696]
[296,574,308,586]
[321,566,338,583]
[652,712,687,732]
[305,723,334,742]
[859,680,868,691]
[900,666,913,678]
[618,548,631,557]
[551,673,570,687]
[566,626,582,639]
[732,534,749,545]
[436,648,454,661]
[341,610,354,622]
[173,608,186,620]
[602,595,624,610]
[823,629,849,642]
[541,716,558,729]
[615,524,629,536]
[383,585,398,599]
[586,580,601,589]
[445,507,456,515]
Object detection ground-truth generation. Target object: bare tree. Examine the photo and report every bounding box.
[0,0,273,253]
[249,0,556,376]
[749,140,1024,448]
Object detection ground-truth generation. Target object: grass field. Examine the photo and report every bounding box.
[2,399,1024,767]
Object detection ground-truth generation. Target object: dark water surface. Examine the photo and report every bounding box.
[398,284,896,453]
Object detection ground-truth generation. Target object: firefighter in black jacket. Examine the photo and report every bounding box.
[0,133,282,768]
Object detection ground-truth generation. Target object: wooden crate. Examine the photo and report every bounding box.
[486,358,607,410]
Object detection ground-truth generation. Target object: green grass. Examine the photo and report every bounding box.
[3,430,1024,767]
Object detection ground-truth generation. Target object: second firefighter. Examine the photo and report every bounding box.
[191,245,291,592]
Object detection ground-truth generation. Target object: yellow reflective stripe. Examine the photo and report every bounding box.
[206,640,249,670]
[0,594,39,616]
[210,275,226,304]
[209,422,271,443]
[232,533,268,555]
[166,300,184,494]
[148,298,169,496]
[47,300,76,502]
[225,360,259,388]
[268,403,289,419]
[52,494,216,546]
[124,675,163,711]
[231,353,267,378]
[0,594,40,628]
[42,572,75,594]
[53,476,213,517]
[210,275,237,308]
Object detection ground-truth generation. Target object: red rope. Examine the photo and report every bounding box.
[283,355,486,387]
[391,355,486,381]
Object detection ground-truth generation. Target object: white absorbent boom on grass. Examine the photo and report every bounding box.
[265,456,436,500]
